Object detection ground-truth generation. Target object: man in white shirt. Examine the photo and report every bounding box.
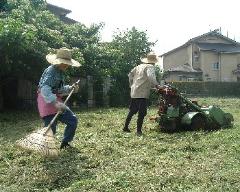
[123,52,161,135]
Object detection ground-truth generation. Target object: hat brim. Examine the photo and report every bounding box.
[141,57,158,64]
[46,54,81,67]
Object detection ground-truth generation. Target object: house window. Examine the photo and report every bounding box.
[237,76,240,82]
[206,77,212,81]
[212,62,219,70]
[194,51,199,62]
[178,75,183,81]
[178,75,186,81]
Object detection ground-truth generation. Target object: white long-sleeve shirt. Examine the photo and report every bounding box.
[128,63,159,98]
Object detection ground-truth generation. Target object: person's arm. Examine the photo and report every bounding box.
[40,85,57,103]
[40,85,67,111]
[39,68,57,103]
[58,81,80,96]
[146,66,159,86]
[39,67,67,111]
[128,67,136,87]
[57,85,72,95]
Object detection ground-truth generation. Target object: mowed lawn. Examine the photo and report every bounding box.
[0,97,240,192]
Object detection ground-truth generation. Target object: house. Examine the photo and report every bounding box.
[160,29,240,82]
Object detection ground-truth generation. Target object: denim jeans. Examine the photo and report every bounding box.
[42,109,78,143]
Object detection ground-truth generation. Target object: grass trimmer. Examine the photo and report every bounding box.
[150,84,233,132]
[16,80,80,157]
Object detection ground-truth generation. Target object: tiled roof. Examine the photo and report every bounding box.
[197,43,240,53]
[160,30,240,56]
[188,29,239,45]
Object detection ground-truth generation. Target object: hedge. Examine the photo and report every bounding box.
[107,81,240,107]
[169,81,240,97]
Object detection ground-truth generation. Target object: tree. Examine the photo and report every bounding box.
[108,27,156,106]
[0,0,63,81]
[0,0,103,82]
[0,0,100,109]
[0,0,157,109]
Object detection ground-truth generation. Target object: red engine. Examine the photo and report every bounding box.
[156,85,180,114]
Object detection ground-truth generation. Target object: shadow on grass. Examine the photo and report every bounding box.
[0,112,42,141]
[0,108,109,142]
[37,150,96,191]
[150,123,233,135]
[1,148,97,191]
[0,111,97,191]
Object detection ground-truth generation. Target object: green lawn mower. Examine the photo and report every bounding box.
[151,84,234,132]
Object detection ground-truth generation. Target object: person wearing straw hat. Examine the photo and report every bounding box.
[37,47,81,149]
[123,52,161,136]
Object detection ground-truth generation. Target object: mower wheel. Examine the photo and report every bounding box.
[161,120,178,132]
[190,115,206,130]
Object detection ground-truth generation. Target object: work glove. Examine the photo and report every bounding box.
[154,84,164,93]
[53,101,67,112]
[70,82,79,93]
[155,84,163,90]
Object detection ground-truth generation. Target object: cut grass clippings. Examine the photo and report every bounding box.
[0,97,240,191]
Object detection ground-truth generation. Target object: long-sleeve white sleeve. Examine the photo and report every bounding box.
[146,67,159,86]
[128,67,136,87]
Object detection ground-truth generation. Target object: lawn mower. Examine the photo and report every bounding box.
[150,84,234,132]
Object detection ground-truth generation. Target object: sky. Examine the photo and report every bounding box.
[47,0,240,55]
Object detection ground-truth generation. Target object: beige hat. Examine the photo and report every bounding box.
[46,47,81,67]
[141,52,159,64]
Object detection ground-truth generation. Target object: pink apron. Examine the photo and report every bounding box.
[37,91,63,118]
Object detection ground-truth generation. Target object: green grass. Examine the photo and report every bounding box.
[0,97,240,191]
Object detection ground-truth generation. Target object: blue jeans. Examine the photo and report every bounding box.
[42,109,78,143]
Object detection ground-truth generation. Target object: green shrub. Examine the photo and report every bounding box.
[171,82,240,97]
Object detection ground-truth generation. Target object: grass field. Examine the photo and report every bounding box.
[0,97,240,192]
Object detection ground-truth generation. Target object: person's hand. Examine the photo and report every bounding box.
[70,83,79,93]
[155,84,162,89]
[54,101,67,112]
[154,84,164,93]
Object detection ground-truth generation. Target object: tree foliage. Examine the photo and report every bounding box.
[0,0,156,107]
[0,0,98,82]
[108,27,156,106]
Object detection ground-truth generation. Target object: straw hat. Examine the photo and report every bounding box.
[46,47,81,67]
[141,52,159,64]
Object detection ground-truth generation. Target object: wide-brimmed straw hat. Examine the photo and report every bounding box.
[46,47,81,67]
[141,52,159,64]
